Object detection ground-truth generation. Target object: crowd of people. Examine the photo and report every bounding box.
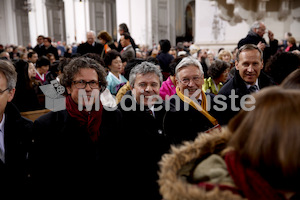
[0,21,300,199]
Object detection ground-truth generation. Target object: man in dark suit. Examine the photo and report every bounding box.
[33,35,45,57]
[116,61,170,200]
[0,60,33,196]
[216,44,275,125]
[120,32,136,62]
[41,37,59,61]
[163,56,219,145]
[76,31,104,56]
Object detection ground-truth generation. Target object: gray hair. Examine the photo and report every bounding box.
[129,61,163,88]
[251,21,263,30]
[175,56,203,79]
[0,60,17,90]
[236,44,263,62]
[87,30,96,37]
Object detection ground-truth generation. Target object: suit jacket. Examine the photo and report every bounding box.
[33,44,44,57]
[121,45,136,61]
[76,41,104,56]
[41,45,59,60]
[216,69,275,125]
[0,103,33,196]
[30,108,122,198]
[115,91,170,200]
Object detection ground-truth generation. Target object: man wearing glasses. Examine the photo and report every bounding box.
[30,56,122,198]
[163,56,219,145]
[237,21,278,64]
[0,60,33,196]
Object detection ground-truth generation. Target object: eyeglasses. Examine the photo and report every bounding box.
[0,88,9,94]
[179,77,202,85]
[72,80,100,89]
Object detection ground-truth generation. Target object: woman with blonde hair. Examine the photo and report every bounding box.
[159,86,300,200]
[285,36,298,52]
[218,49,234,69]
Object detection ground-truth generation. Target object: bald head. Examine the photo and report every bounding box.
[86,31,96,45]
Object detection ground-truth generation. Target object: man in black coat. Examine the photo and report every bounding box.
[216,44,275,125]
[29,57,121,199]
[116,61,170,200]
[0,60,33,197]
[33,35,45,57]
[163,56,219,145]
[77,31,104,56]
[238,21,278,65]
[41,36,59,61]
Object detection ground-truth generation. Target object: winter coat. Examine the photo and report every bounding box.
[29,108,122,198]
[158,127,246,200]
[0,103,33,196]
[216,69,275,125]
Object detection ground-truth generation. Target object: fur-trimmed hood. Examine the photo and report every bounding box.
[158,127,246,200]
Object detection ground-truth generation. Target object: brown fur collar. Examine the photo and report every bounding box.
[158,127,246,200]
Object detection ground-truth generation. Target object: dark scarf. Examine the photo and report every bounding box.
[66,95,103,142]
[225,151,286,200]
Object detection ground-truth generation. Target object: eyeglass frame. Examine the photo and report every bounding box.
[0,88,9,94]
[72,80,101,89]
[178,76,203,86]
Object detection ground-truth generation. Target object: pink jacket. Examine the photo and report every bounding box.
[159,76,176,100]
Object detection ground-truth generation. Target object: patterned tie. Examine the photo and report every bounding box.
[248,85,258,93]
[146,108,154,117]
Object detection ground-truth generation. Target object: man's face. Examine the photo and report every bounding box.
[0,72,15,120]
[176,65,204,98]
[87,33,95,45]
[235,49,263,85]
[43,39,51,48]
[256,23,266,38]
[131,73,160,107]
[37,36,44,45]
[66,68,100,107]
[120,36,128,48]
[29,53,38,63]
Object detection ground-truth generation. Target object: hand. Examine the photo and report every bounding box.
[268,30,274,41]
[257,41,266,51]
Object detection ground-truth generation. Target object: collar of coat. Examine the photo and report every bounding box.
[158,127,245,200]
[175,87,218,126]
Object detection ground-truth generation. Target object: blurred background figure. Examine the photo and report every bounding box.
[13,59,43,112]
[104,49,127,95]
[202,59,230,95]
[156,39,174,81]
[284,36,298,52]
[97,30,117,59]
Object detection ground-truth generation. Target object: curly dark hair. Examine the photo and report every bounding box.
[264,52,300,84]
[60,56,107,93]
[207,59,230,79]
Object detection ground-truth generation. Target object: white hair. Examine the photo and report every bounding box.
[175,56,204,79]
